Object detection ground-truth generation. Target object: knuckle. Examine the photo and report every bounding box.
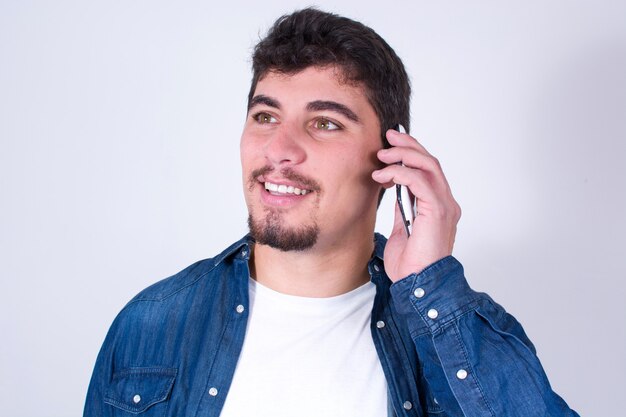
[424,155,441,171]
[438,200,462,222]
[450,199,461,218]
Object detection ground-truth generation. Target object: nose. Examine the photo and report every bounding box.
[263,124,306,166]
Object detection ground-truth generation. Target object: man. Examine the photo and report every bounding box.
[84,8,578,417]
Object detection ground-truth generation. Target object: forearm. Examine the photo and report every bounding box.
[390,256,579,417]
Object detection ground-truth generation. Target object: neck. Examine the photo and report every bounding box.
[250,234,375,298]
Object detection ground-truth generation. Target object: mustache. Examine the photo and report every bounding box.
[250,166,321,192]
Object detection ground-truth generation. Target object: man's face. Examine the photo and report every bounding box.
[241,66,383,251]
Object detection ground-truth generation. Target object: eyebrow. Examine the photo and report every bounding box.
[248,95,280,112]
[307,100,360,123]
[248,95,361,124]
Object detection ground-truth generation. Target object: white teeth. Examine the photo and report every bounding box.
[264,182,310,195]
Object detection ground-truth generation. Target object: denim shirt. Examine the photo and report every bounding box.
[84,234,578,416]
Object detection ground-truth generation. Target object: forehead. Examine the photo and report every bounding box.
[253,66,372,109]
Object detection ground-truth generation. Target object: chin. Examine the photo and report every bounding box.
[247,212,319,252]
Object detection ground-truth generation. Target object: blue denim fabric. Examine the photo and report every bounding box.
[84,234,579,416]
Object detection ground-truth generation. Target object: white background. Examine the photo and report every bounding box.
[1,1,625,416]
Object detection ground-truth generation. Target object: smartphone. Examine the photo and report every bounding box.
[394,124,416,237]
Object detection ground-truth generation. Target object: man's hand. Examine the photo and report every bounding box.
[372,129,461,282]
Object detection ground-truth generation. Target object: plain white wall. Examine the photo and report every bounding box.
[1,1,624,416]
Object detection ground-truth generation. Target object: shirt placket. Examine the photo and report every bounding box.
[369,259,424,417]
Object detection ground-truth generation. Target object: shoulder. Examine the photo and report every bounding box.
[102,236,251,338]
[127,258,216,303]
[123,236,252,306]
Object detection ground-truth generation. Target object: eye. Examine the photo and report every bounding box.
[253,112,277,124]
[314,118,341,131]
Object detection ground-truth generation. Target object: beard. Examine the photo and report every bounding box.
[248,209,319,252]
[246,165,322,251]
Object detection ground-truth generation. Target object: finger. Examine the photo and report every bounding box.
[385,129,432,156]
[378,180,396,189]
[377,147,451,192]
[372,164,439,202]
[373,164,459,219]
[377,146,437,171]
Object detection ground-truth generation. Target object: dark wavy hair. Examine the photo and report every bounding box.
[248,7,411,147]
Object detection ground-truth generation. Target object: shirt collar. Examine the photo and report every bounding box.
[372,232,387,261]
[215,233,389,280]
[212,235,254,266]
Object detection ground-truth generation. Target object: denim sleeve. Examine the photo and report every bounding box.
[390,256,579,417]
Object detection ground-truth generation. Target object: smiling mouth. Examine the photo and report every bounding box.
[264,181,311,196]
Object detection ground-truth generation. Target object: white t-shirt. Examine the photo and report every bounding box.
[220,278,388,417]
